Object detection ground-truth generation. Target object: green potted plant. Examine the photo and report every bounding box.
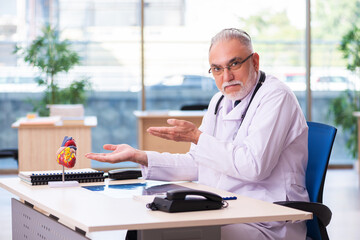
[328,24,360,159]
[14,24,91,116]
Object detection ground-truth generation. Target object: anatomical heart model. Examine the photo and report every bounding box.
[56,136,77,168]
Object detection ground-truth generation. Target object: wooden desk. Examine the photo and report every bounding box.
[12,116,97,172]
[134,111,205,153]
[0,178,311,240]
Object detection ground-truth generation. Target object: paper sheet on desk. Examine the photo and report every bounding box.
[82,181,191,199]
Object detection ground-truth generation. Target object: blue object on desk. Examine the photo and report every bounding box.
[83,181,237,201]
[82,182,191,199]
[222,196,237,200]
[83,183,146,192]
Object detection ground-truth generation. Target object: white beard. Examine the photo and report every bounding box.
[221,67,257,101]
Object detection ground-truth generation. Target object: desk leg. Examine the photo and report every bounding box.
[11,198,89,240]
[139,226,221,240]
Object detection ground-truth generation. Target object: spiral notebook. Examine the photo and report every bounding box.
[18,168,105,186]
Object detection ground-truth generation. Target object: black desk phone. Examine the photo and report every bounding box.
[147,189,225,213]
[107,169,142,180]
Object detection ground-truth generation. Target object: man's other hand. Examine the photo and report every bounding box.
[147,119,202,144]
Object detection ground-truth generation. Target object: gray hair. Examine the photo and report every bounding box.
[209,28,253,52]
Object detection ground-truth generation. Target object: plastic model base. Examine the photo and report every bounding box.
[48,180,80,188]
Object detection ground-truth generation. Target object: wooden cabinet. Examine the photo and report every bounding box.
[12,116,97,171]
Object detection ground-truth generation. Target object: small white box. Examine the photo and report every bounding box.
[49,104,84,118]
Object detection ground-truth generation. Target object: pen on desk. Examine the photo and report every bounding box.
[222,196,237,200]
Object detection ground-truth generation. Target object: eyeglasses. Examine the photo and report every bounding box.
[208,53,254,76]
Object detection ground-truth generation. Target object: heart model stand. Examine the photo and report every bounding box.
[49,136,80,188]
[48,165,79,188]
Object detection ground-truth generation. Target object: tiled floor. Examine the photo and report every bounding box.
[1,169,359,239]
[0,174,16,240]
[323,168,360,239]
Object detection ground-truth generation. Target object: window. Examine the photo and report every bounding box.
[0,0,358,170]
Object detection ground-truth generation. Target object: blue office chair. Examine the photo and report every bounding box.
[275,121,337,240]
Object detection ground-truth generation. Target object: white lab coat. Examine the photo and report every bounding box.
[142,73,309,240]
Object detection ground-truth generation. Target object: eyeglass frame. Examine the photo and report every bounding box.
[208,53,254,75]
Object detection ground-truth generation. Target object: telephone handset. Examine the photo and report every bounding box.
[147,189,226,213]
[166,189,223,202]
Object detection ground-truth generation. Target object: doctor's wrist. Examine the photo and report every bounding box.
[134,149,148,167]
[193,130,202,145]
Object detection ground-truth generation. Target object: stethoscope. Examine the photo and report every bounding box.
[212,71,266,136]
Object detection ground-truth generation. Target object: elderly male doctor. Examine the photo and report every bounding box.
[86,28,309,240]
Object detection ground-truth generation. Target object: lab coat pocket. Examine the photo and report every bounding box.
[285,172,308,201]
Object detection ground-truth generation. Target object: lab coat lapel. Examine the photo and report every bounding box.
[222,96,249,121]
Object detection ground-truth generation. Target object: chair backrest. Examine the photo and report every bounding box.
[306,121,337,203]
[0,149,19,162]
[306,121,337,240]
